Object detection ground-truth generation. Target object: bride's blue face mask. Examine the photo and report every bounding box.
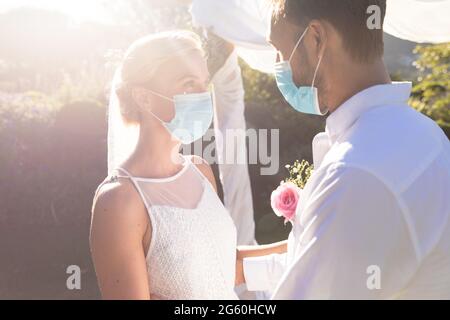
[146,88,214,145]
[274,26,327,116]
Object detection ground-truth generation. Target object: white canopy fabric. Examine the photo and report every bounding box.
[191,0,276,73]
[191,0,450,73]
[384,0,450,44]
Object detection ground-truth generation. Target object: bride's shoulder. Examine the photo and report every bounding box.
[90,177,150,267]
[187,155,217,193]
[91,176,147,227]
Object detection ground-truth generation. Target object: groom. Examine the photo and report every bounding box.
[236,0,450,299]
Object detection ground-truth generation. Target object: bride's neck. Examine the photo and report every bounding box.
[124,121,183,178]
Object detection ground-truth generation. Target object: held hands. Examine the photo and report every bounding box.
[235,241,289,287]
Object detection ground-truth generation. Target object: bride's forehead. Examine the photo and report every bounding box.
[163,51,208,79]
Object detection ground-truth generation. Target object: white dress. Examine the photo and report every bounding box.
[107,155,238,300]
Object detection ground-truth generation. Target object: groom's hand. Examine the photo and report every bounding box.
[204,31,235,79]
[235,241,288,286]
[235,250,245,286]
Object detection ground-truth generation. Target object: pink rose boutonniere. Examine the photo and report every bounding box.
[271,160,313,225]
[271,182,301,224]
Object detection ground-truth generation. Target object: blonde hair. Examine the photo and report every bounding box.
[115,30,204,123]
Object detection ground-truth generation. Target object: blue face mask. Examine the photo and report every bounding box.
[147,89,214,145]
[274,26,327,116]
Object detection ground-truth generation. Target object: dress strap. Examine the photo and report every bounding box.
[187,156,217,192]
[111,167,150,208]
[92,167,157,258]
[92,168,133,206]
[115,167,134,178]
[110,166,157,256]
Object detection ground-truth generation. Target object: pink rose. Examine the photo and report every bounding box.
[271,182,300,224]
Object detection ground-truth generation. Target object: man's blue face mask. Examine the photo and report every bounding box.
[274,26,328,116]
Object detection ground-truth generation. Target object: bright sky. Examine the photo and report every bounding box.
[0,0,113,24]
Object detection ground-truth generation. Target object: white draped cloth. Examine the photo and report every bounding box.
[210,50,257,246]
[192,0,450,74]
[384,0,450,44]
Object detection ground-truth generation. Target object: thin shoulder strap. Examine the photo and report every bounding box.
[115,167,134,179]
[92,168,133,208]
[93,167,148,210]
[185,155,205,178]
[114,167,157,256]
[113,167,152,211]
[188,156,217,192]
[92,167,157,257]
[93,167,130,194]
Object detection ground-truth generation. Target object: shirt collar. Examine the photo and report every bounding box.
[325,82,412,143]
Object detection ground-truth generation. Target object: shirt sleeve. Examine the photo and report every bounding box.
[271,164,420,300]
[243,252,288,292]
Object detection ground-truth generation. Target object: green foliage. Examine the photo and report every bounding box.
[410,43,450,136]
[241,62,280,109]
[284,160,314,189]
[0,91,60,127]
[0,91,106,298]
[240,60,325,244]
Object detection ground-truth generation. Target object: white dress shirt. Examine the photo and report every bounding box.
[244,82,450,299]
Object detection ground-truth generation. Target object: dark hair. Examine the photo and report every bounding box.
[272,0,387,63]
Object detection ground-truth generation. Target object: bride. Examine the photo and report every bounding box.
[90,30,239,300]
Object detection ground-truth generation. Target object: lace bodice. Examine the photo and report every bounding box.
[111,156,238,300]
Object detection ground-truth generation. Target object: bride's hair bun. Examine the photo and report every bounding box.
[115,81,141,123]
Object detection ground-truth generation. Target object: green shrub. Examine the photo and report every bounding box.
[0,95,106,298]
[410,43,450,137]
